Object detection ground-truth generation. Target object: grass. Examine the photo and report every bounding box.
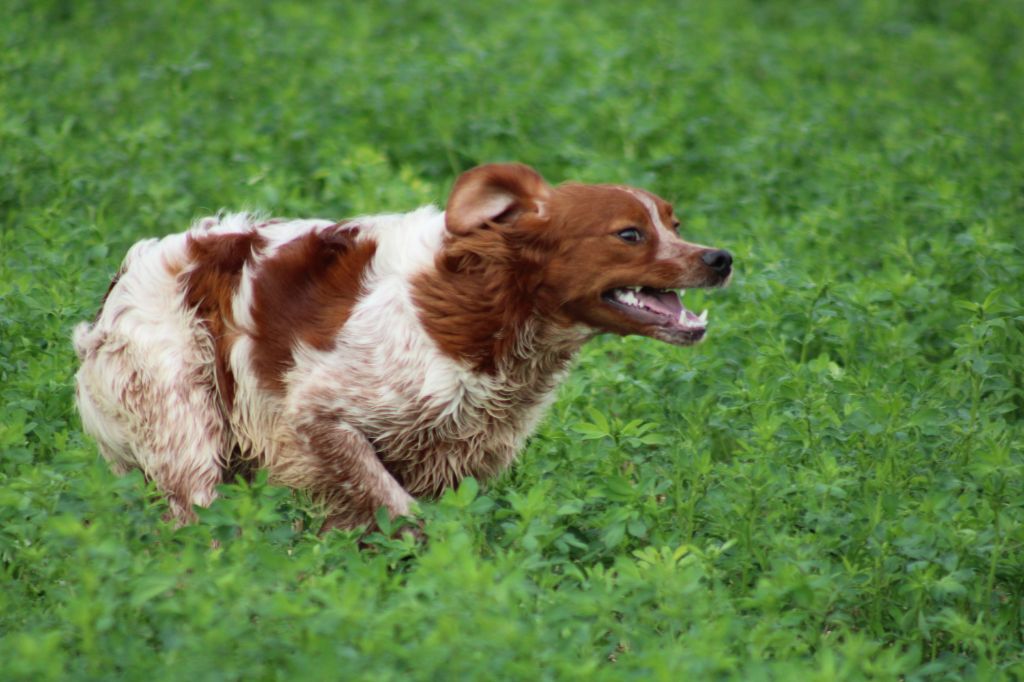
[2,0,1023,679]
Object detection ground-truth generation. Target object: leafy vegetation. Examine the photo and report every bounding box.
[2,0,1023,678]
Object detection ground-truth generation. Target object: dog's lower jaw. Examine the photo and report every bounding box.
[649,325,707,346]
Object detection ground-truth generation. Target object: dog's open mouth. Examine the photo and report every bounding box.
[601,286,709,343]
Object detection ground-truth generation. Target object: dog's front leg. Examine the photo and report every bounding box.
[288,417,415,533]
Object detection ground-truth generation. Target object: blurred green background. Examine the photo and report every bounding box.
[2,0,1022,679]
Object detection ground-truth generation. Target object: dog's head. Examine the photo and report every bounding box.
[444,163,732,346]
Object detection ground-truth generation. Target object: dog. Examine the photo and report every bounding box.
[73,163,732,531]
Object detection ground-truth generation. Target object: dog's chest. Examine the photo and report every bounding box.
[373,357,572,495]
[288,293,574,496]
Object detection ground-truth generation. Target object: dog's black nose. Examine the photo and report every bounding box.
[701,249,733,274]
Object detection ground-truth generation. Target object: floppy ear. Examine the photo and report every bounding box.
[445,163,552,235]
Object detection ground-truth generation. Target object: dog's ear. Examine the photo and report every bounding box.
[445,163,552,235]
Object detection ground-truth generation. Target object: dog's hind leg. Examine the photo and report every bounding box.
[74,327,229,525]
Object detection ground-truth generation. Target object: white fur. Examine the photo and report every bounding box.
[618,187,679,260]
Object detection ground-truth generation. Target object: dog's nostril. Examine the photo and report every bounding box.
[701,249,733,273]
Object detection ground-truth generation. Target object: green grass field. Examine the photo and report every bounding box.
[2,0,1023,678]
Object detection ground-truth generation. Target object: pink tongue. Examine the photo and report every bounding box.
[638,288,684,316]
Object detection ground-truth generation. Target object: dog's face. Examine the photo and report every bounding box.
[444,163,732,346]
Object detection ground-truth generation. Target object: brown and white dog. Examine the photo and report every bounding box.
[73,163,732,531]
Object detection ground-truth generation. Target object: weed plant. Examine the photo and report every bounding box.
[1,0,1022,679]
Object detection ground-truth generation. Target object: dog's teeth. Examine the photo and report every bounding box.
[679,289,686,298]
[617,289,639,306]
[678,310,686,324]
[699,309,708,323]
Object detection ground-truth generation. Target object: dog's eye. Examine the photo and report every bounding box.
[672,220,681,232]
[617,227,642,243]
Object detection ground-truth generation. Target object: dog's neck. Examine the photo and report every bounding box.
[412,242,589,377]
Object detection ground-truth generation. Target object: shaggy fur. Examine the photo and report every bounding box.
[73,163,732,530]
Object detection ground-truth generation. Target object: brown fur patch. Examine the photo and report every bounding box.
[249,223,377,391]
[412,231,550,373]
[182,230,267,412]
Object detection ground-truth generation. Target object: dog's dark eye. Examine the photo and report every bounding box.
[672,220,681,232]
[617,227,642,243]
